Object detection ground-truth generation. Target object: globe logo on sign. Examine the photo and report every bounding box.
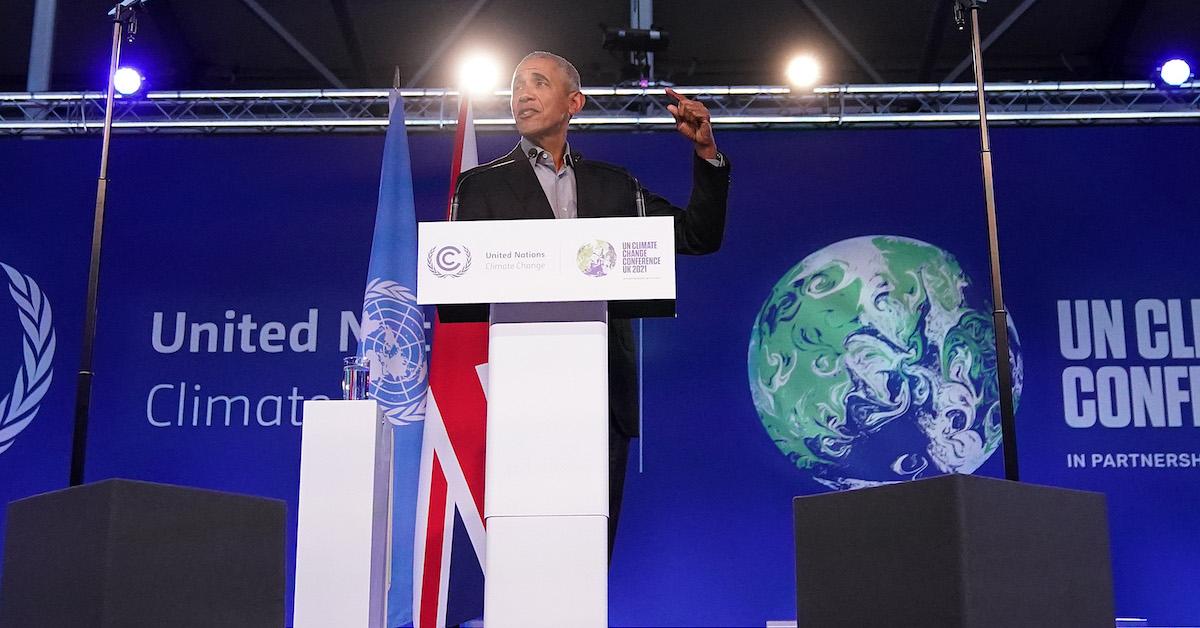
[360,279,427,425]
[576,240,617,277]
[747,236,1022,490]
[0,262,56,456]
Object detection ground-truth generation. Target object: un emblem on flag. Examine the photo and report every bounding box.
[360,279,428,425]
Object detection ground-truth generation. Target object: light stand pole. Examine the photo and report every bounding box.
[70,0,145,487]
[955,0,1020,482]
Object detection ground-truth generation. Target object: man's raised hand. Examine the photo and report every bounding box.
[666,88,718,160]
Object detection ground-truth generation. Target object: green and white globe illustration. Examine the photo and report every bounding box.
[747,236,1022,490]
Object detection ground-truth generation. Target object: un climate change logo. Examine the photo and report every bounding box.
[0,263,55,456]
[361,279,427,425]
[577,240,616,277]
[426,245,471,278]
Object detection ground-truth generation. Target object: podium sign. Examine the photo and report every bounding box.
[416,216,675,305]
[417,216,676,628]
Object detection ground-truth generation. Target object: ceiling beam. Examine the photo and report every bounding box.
[151,0,202,89]
[329,0,370,87]
[943,0,1039,83]
[917,0,954,83]
[26,0,57,91]
[1093,0,1148,79]
[239,0,347,88]
[794,0,885,84]
[405,0,492,88]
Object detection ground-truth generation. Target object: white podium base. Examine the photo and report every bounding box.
[484,515,608,628]
[293,400,392,628]
[484,304,610,628]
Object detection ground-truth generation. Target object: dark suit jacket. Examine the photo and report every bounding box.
[453,143,731,437]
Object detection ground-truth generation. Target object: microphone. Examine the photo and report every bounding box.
[574,154,647,218]
[448,157,518,221]
[453,148,646,220]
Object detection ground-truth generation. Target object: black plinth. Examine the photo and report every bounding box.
[793,474,1114,628]
[1,478,285,628]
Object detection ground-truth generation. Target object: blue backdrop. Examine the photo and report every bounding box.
[1,124,1197,626]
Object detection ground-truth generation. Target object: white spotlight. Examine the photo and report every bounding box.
[459,53,500,94]
[1159,58,1192,87]
[113,67,144,95]
[786,55,821,88]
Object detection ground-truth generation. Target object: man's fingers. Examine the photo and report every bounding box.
[682,102,710,124]
[666,89,715,145]
[680,99,707,117]
[669,105,702,127]
[669,98,712,141]
[666,90,712,126]
[665,87,689,104]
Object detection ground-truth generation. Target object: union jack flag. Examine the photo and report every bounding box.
[411,97,489,628]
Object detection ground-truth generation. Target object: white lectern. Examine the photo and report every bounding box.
[293,400,393,628]
[418,216,676,628]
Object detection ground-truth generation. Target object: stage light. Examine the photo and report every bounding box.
[786,55,820,88]
[458,53,500,95]
[113,67,144,95]
[1159,58,1192,87]
[602,27,670,53]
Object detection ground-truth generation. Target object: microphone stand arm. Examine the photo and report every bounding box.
[70,1,144,486]
[956,0,1021,482]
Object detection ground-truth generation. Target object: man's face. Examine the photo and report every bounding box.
[510,57,580,141]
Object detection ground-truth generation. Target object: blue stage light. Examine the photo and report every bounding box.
[113,67,144,95]
[1159,58,1192,87]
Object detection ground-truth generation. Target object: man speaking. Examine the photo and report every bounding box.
[452,51,730,551]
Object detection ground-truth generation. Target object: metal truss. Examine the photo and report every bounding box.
[1,81,1197,135]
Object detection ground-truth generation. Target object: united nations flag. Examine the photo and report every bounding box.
[358,87,426,625]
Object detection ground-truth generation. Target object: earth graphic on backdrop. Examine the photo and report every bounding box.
[747,236,1022,490]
